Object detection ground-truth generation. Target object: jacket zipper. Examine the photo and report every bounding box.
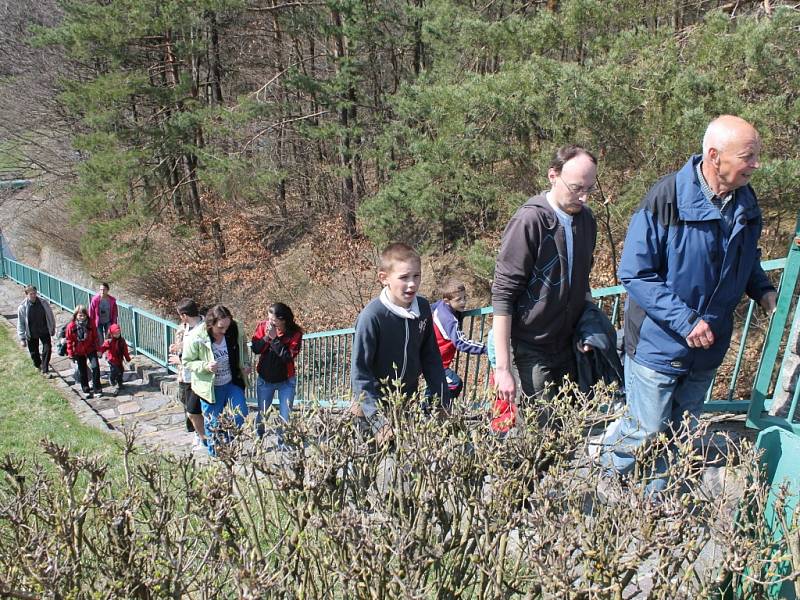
[400,319,409,380]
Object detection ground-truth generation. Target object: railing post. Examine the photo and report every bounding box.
[132,309,140,356]
[747,212,800,430]
[0,227,5,279]
[163,322,170,367]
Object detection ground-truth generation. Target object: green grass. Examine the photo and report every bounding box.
[0,323,123,467]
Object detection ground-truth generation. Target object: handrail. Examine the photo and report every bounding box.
[1,255,789,413]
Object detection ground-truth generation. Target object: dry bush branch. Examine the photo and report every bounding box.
[0,385,798,598]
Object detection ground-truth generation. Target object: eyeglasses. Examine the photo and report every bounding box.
[559,174,597,196]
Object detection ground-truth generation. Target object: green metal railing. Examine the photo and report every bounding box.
[2,257,182,365]
[748,219,800,436]
[2,254,790,413]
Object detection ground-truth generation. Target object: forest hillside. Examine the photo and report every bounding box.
[1,0,799,331]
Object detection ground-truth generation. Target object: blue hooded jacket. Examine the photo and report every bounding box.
[620,155,775,375]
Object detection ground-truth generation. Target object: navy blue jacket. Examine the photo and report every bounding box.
[351,293,449,432]
[620,155,775,375]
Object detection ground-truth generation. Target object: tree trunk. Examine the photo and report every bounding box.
[331,8,357,236]
[207,11,225,105]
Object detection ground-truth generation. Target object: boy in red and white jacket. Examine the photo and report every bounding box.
[431,279,486,399]
[100,323,131,396]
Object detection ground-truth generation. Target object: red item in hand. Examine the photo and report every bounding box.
[490,396,518,433]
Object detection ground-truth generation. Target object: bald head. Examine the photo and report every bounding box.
[702,115,760,157]
[701,115,761,194]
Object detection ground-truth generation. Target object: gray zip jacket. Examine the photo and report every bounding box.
[492,193,597,349]
[351,290,449,433]
[17,297,56,341]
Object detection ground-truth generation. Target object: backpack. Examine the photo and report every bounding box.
[56,323,68,356]
[258,350,288,383]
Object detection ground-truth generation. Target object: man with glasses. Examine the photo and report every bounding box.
[597,115,777,495]
[492,144,598,406]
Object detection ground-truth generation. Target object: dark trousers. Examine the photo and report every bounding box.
[27,335,52,373]
[109,363,124,386]
[76,353,102,391]
[512,341,577,403]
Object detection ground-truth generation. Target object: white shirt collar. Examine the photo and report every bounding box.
[379,287,420,319]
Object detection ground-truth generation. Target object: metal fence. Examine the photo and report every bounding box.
[1,254,791,413]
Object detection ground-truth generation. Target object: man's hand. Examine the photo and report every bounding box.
[686,319,715,349]
[576,341,593,353]
[20,340,27,348]
[494,367,516,403]
[759,291,777,315]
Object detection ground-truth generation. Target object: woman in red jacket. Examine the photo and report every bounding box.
[66,305,102,398]
[251,303,303,447]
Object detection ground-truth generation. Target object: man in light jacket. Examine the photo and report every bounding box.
[17,285,56,376]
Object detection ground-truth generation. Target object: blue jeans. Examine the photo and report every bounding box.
[201,382,249,456]
[257,377,296,444]
[599,355,716,493]
[425,368,463,400]
[257,376,297,423]
[97,322,110,341]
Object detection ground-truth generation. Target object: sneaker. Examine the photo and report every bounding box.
[86,391,94,399]
[112,386,119,397]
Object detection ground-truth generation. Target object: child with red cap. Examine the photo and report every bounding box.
[101,323,131,396]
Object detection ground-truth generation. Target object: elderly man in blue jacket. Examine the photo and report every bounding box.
[598,115,777,494]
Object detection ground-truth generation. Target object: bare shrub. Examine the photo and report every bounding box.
[1,386,798,598]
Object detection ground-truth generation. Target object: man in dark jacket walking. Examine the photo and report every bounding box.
[492,145,599,406]
[17,285,56,376]
[598,115,777,494]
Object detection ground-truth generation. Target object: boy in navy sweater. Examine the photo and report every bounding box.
[350,242,449,440]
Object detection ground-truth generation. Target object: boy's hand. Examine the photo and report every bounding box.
[374,424,394,445]
[268,324,277,339]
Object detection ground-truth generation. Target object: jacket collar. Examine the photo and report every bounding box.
[676,154,760,221]
[380,287,420,319]
[524,192,593,226]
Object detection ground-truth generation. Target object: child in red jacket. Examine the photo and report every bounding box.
[100,323,131,396]
[66,305,102,398]
[431,279,486,399]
